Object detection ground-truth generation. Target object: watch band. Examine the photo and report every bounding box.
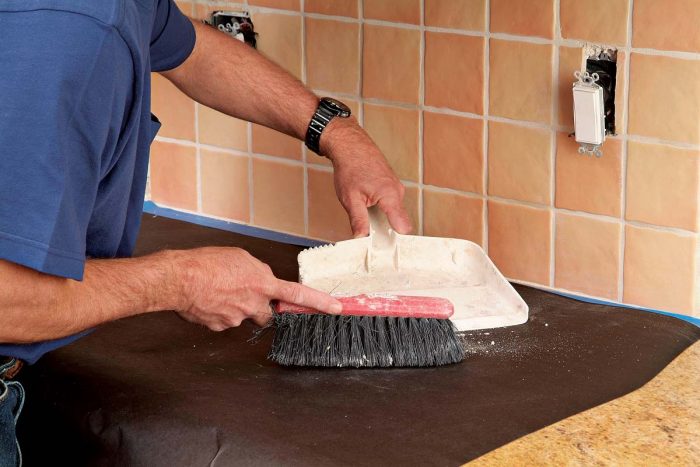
[305,105,334,155]
[305,98,351,155]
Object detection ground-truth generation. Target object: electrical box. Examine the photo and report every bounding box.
[204,11,257,47]
[572,46,618,157]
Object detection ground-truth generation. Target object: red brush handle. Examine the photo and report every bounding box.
[275,294,454,319]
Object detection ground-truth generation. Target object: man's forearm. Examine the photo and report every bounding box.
[162,20,320,143]
[0,251,182,343]
[162,18,413,237]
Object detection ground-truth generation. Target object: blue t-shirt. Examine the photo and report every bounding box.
[0,0,195,363]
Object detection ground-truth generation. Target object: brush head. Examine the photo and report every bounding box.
[266,312,465,368]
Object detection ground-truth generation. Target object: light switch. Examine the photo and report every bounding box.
[573,82,605,146]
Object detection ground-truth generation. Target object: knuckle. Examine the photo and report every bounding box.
[397,183,406,197]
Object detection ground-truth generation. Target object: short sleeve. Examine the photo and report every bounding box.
[150,0,196,72]
[0,10,133,280]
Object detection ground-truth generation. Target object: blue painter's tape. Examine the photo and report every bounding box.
[142,201,699,328]
[548,289,700,328]
[142,201,326,248]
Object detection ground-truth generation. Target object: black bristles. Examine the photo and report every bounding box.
[267,313,465,368]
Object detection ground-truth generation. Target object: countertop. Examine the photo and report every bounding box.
[471,341,699,465]
[17,215,700,466]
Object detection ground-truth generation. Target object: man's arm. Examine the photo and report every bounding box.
[0,248,341,343]
[161,20,412,237]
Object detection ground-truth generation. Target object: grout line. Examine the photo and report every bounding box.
[247,122,254,224]
[482,0,490,253]
[194,103,203,213]
[549,0,561,288]
[417,0,425,235]
[301,0,309,236]
[357,0,364,126]
[618,0,635,302]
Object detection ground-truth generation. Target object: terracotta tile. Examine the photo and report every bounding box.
[423,190,484,245]
[306,18,359,94]
[200,149,250,222]
[560,0,629,46]
[624,225,696,314]
[555,213,621,299]
[251,125,302,160]
[489,39,553,124]
[555,133,622,217]
[362,24,420,104]
[151,74,195,141]
[198,105,248,151]
[307,168,353,241]
[363,0,420,24]
[626,142,699,232]
[149,141,197,211]
[306,148,332,167]
[363,103,419,181]
[305,0,358,17]
[425,0,485,31]
[253,159,304,234]
[249,0,300,10]
[403,185,420,232]
[633,0,700,53]
[423,112,483,193]
[628,54,700,145]
[488,122,552,205]
[250,13,302,79]
[191,3,209,20]
[425,32,484,114]
[557,47,582,129]
[488,201,552,285]
[490,0,554,39]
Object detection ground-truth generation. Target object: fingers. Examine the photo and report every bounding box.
[272,280,342,314]
[377,197,413,234]
[345,196,370,238]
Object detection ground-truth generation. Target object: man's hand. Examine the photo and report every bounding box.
[321,118,413,238]
[173,247,342,330]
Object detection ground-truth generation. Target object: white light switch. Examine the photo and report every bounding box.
[573,81,605,146]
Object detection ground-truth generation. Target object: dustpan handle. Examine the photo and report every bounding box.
[368,205,395,247]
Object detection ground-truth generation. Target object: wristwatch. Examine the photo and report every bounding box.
[305,97,352,155]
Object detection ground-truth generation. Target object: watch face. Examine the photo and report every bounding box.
[321,97,351,117]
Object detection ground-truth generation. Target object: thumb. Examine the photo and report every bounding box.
[377,197,413,234]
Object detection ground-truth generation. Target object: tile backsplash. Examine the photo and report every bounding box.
[150,0,699,317]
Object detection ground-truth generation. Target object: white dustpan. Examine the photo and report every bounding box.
[298,207,528,332]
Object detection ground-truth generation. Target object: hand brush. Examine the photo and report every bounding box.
[267,294,465,368]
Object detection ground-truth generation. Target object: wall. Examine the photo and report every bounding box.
[149,0,700,317]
